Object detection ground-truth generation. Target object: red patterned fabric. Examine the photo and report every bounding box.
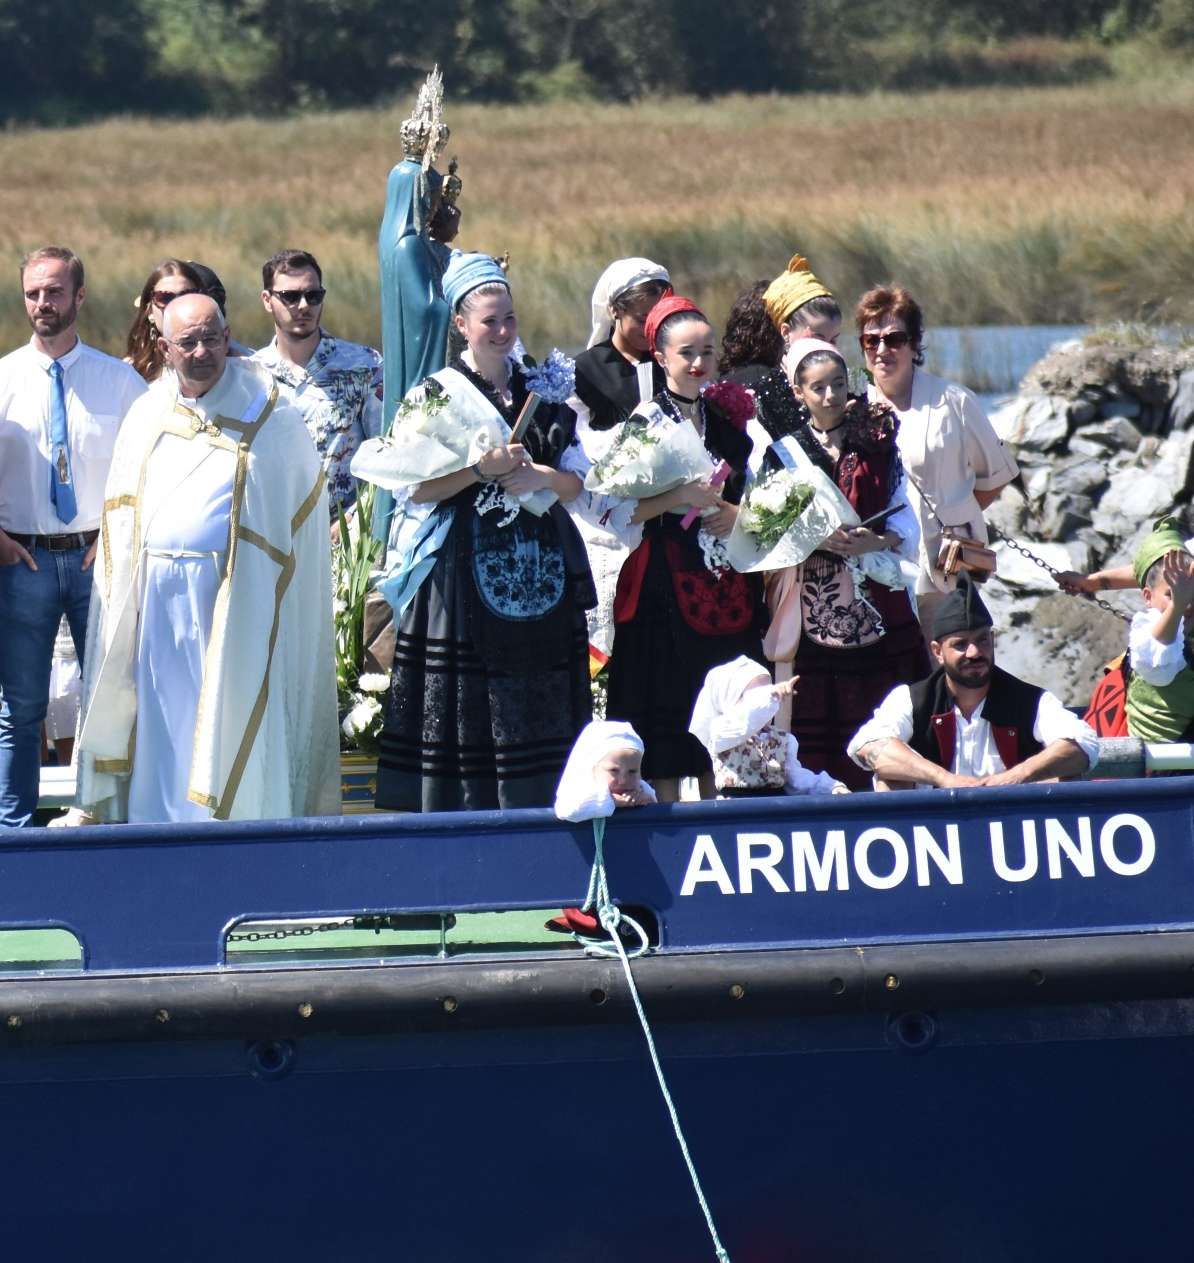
[1084,655,1129,737]
[612,539,652,624]
[663,537,755,636]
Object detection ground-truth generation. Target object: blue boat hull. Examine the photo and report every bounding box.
[1,777,1192,1259]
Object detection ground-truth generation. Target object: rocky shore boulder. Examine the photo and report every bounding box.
[982,335,1194,705]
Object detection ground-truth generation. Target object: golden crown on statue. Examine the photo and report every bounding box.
[400,66,450,172]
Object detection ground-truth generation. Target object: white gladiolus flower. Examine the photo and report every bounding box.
[357,673,390,694]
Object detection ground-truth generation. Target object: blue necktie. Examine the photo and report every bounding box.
[48,360,77,526]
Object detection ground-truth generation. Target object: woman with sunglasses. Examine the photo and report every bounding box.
[125,259,204,382]
[856,285,1018,632]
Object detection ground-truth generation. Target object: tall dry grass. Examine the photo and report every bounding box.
[0,79,1192,357]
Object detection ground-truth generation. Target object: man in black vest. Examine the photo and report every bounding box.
[847,575,1099,789]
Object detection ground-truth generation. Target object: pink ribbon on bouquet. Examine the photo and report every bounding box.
[680,460,730,529]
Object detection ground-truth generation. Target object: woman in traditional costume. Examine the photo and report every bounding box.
[573,257,671,431]
[601,297,764,802]
[125,259,204,382]
[568,258,671,673]
[763,254,842,377]
[856,285,1018,633]
[352,253,594,812]
[718,280,805,442]
[774,339,929,790]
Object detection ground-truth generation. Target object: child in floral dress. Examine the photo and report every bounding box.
[689,656,847,798]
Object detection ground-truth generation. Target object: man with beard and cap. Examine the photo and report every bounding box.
[0,245,145,826]
[848,574,1099,789]
[55,292,339,826]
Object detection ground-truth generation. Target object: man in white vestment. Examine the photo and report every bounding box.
[58,294,339,824]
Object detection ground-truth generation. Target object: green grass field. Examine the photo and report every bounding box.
[1,77,1192,360]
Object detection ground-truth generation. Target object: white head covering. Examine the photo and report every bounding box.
[554,720,646,822]
[588,257,671,349]
[689,656,776,756]
[783,337,845,385]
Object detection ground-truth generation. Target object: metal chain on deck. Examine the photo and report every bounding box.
[227,915,440,944]
[986,523,1131,623]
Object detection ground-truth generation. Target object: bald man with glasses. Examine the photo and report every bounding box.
[59,293,339,826]
[253,248,383,513]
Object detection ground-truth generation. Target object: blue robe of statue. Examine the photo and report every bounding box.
[375,158,451,539]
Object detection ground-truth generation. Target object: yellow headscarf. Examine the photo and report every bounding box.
[762,253,833,329]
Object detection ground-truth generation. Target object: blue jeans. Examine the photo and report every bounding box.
[0,545,92,826]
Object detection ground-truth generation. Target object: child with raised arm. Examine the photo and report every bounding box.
[549,719,657,936]
[689,656,848,798]
[1126,517,1194,742]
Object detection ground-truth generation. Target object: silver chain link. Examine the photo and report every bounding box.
[986,523,1131,623]
[227,914,452,944]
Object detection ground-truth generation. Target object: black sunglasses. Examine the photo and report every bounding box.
[859,331,912,353]
[270,287,326,307]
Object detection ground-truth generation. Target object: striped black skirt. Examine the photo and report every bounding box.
[376,510,592,813]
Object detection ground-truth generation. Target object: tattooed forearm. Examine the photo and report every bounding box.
[861,739,889,770]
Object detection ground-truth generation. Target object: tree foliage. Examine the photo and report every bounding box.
[0,0,1187,125]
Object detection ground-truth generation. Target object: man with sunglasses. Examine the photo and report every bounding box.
[254,249,382,513]
[0,246,145,826]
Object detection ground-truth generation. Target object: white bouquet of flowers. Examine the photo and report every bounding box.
[351,374,555,517]
[726,457,846,573]
[340,672,388,755]
[351,382,490,488]
[583,402,714,501]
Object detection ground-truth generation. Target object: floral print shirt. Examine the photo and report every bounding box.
[253,333,383,509]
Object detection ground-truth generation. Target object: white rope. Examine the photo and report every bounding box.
[578,817,732,1262]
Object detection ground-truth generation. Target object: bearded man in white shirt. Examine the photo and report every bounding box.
[848,574,1099,790]
[0,246,146,826]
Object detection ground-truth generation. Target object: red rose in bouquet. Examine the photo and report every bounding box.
[700,379,757,431]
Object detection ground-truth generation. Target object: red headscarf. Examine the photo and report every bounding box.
[644,295,705,357]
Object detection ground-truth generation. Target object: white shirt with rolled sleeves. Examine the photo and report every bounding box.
[847,683,1100,782]
[0,338,146,534]
[870,368,1018,596]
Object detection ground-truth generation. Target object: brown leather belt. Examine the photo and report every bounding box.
[5,530,99,552]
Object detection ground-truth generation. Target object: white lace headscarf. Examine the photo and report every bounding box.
[689,656,777,757]
[554,720,646,822]
[588,258,671,348]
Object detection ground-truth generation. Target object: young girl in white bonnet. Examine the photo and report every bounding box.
[550,719,656,935]
[689,656,848,798]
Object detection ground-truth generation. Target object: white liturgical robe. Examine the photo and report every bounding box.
[76,359,340,823]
